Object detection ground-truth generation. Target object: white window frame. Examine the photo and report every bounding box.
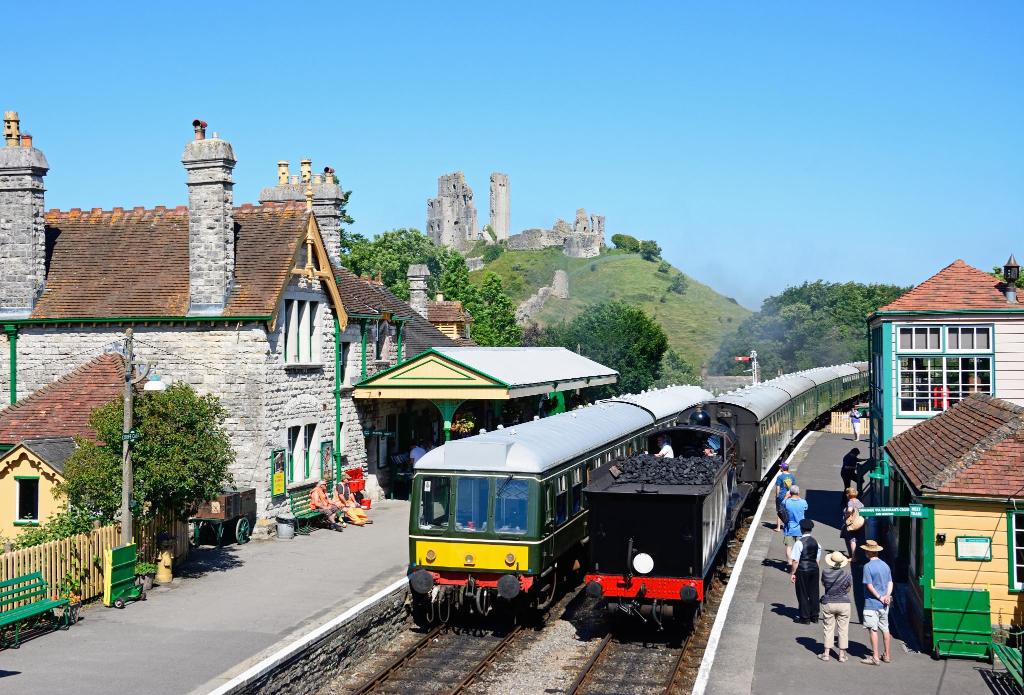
[897,355,993,416]
[283,296,324,365]
[1011,512,1024,591]
[15,477,40,522]
[286,420,321,486]
[946,326,993,353]
[896,325,943,353]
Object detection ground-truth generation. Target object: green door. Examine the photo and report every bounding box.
[931,587,990,659]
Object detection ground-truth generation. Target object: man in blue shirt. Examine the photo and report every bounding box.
[861,540,893,665]
[774,462,796,532]
[782,485,808,560]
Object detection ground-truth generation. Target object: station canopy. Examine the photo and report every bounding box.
[354,347,618,401]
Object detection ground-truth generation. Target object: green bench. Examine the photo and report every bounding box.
[0,572,70,648]
[992,628,1024,688]
[287,485,327,535]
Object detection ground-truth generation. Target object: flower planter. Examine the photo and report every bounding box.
[135,574,155,592]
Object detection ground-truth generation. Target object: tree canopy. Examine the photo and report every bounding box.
[538,301,668,396]
[343,228,455,299]
[709,281,908,376]
[58,383,234,522]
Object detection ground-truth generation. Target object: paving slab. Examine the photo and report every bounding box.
[1,501,411,695]
[705,433,1006,695]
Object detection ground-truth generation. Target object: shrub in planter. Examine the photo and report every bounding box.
[135,561,158,591]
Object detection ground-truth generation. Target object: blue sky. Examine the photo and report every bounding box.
[6,2,1022,308]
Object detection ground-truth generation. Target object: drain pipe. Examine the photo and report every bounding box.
[3,325,16,405]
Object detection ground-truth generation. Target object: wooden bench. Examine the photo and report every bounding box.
[0,572,70,648]
[287,485,326,535]
[992,627,1024,687]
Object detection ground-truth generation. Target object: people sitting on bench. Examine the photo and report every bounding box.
[333,477,373,526]
[310,479,345,531]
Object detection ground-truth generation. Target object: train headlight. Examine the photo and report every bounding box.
[505,553,516,567]
[632,552,654,575]
[425,549,436,563]
[464,554,475,566]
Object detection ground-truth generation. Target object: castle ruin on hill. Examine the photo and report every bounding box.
[426,172,603,258]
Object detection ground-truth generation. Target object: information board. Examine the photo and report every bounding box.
[859,504,929,518]
[955,536,992,561]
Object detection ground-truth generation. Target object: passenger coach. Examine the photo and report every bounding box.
[407,386,712,622]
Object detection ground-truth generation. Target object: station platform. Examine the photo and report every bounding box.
[1,501,411,695]
[702,433,1003,695]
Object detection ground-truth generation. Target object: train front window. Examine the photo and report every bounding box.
[455,477,490,532]
[418,476,450,530]
[494,478,529,535]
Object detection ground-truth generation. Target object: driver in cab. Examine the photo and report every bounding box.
[654,434,674,458]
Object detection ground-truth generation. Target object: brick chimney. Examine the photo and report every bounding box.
[407,264,430,319]
[0,111,49,318]
[259,160,345,267]
[181,120,235,315]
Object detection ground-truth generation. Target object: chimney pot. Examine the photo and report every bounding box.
[291,175,299,185]
[3,111,20,147]
[436,293,444,302]
[192,119,207,140]
[277,160,289,186]
[300,159,312,184]
[20,133,32,148]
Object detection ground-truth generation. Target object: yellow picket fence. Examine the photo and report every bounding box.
[0,513,189,605]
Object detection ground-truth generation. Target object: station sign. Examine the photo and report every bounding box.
[859,504,929,518]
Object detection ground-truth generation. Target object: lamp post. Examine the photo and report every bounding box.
[1005,255,1020,304]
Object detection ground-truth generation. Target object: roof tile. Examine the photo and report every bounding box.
[878,259,1014,312]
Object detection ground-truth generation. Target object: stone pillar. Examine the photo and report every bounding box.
[591,214,605,239]
[182,120,236,316]
[573,208,591,236]
[0,112,49,319]
[407,264,430,319]
[489,172,509,241]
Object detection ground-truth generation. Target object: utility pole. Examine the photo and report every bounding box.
[121,328,135,546]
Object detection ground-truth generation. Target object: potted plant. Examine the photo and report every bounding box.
[135,561,158,591]
[59,572,83,624]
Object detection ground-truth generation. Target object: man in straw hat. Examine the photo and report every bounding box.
[820,551,853,662]
[861,539,893,665]
[789,517,820,624]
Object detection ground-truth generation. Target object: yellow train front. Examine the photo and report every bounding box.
[406,387,715,623]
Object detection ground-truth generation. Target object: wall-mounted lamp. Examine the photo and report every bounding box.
[936,533,947,546]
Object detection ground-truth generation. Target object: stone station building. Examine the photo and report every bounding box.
[0,112,457,532]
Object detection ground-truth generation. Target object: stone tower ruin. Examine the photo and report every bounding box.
[488,172,509,241]
[426,172,478,251]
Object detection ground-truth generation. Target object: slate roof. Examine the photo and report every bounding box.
[877,259,1014,313]
[885,393,1024,497]
[0,354,125,444]
[36,203,309,319]
[19,437,77,475]
[333,267,460,355]
[428,299,473,324]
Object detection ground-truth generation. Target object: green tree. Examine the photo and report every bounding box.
[473,272,523,346]
[343,228,455,299]
[438,253,479,306]
[639,239,662,261]
[709,281,908,376]
[540,302,668,396]
[669,273,688,295]
[58,383,234,522]
[611,234,641,253]
[655,349,701,388]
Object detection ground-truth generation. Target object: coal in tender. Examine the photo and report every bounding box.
[609,453,720,486]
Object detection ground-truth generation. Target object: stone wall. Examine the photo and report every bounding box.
[426,172,477,251]
[515,270,569,324]
[506,211,601,258]
[228,586,410,695]
[489,172,509,241]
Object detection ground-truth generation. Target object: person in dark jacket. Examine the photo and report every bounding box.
[819,551,853,661]
[789,518,821,623]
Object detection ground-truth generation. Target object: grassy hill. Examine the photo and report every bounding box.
[470,248,751,368]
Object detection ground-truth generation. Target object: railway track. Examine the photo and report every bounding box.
[350,622,524,695]
[566,522,746,695]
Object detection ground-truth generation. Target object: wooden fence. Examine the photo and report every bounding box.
[827,411,862,435]
[0,513,189,604]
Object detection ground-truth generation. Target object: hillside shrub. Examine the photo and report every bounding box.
[611,234,641,253]
[670,274,688,295]
[639,240,662,261]
[658,261,670,274]
[482,244,504,263]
